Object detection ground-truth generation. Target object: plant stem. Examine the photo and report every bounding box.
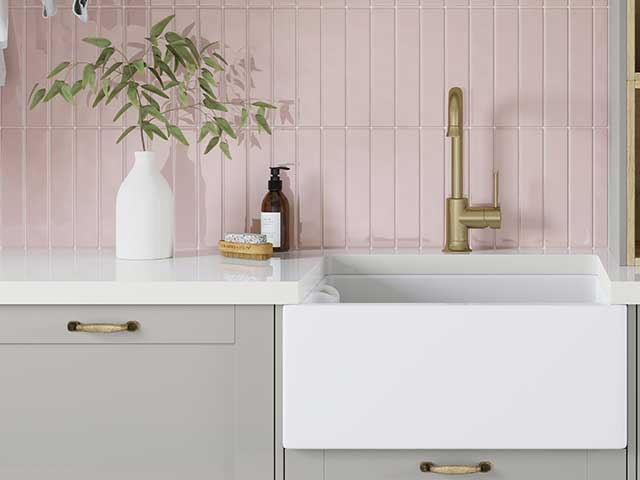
[137,90,146,152]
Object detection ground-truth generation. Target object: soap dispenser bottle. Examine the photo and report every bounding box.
[261,166,290,252]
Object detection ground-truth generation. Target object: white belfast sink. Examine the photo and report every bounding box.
[282,272,626,450]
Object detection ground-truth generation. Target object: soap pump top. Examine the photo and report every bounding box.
[268,166,290,192]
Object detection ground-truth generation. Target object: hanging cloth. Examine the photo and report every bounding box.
[72,0,88,23]
[41,0,56,18]
[0,0,8,87]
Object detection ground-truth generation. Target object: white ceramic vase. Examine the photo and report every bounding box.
[116,151,174,260]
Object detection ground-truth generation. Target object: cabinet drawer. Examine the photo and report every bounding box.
[286,450,626,480]
[0,306,235,344]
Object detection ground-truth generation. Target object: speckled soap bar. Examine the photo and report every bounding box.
[224,233,268,244]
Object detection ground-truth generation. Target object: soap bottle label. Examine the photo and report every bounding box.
[261,212,281,248]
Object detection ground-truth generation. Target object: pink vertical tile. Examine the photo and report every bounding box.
[175,130,197,251]
[518,128,543,246]
[593,8,608,127]
[274,129,297,247]
[569,8,593,126]
[445,8,468,123]
[594,128,608,247]
[2,8,25,127]
[75,5,99,126]
[26,9,47,127]
[543,128,568,247]
[100,130,123,248]
[124,8,148,128]
[274,9,296,127]
[223,136,247,237]
[75,130,99,247]
[298,10,321,126]
[495,128,518,247]
[421,8,444,127]
[494,8,518,127]
[50,128,74,247]
[25,129,48,247]
[421,128,444,248]
[395,129,420,247]
[1,129,24,246]
[544,7,568,126]
[469,8,493,127]
[469,128,495,249]
[346,9,370,127]
[322,9,346,127]
[175,8,199,128]
[519,8,543,127]
[98,8,124,128]
[248,135,272,234]
[372,9,395,126]
[298,129,322,248]
[396,9,420,126]
[346,128,370,247]
[322,129,346,247]
[199,141,222,249]
[569,128,593,248]
[250,9,273,124]
[371,128,395,247]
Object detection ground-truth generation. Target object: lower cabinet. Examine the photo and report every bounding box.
[0,305,274,480]
[285,450,627,480]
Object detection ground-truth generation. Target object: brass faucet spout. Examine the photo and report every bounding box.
[446,87,463,138]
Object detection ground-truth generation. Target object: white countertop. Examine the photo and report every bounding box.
[0,248,639,304]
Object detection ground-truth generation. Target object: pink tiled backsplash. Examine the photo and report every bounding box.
[1,0,607,250]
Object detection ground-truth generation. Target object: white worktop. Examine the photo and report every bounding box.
[0,248,640,304]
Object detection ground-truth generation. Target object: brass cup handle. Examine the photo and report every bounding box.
[67,321,140,333]
[420,462,492,475]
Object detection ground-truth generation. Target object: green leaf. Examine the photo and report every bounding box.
[178,84,188,107]
[199,78,216,99]
[121,64,136,84]
[102,78,110,96]
[165,32,184,44]
[47,61,71,79]
[220,140,232,160]
[203,97,227,112]
[214,117,236,139]
[148,67,164,88]
[150,14,175,38]
[254,113,271,134]
[198,126,209,143]
[157,60,177,83]
[29,88,46,110]
[142,121,168,141]
[91,88,106,108]
[116,126,137,144]
[201,68,218,88]
[141,83,170,99]
[127,83,140,107]
[43,81,62,102]
[95,47,115,67]
[199,40,220,54]
[239,108,248,129]
[83,37,112,48]
[204,121,220,136]
[252,101,277,109]
[28,83,39,104]
[184,37,201,66]
[133,59,146,74]
[166,44,186,69]
[204,136,220,154]
[60,83,74,105]
[142,105,168,124]
[101,61,123,80]
[70,80,84,96]
[204,56,224,72]
[106,80,127,105]
[168,124,189,146]
[163,80,180,90]
[113,102,133,122]
[82,64,96,89]
[174,45,195,67]
[213,52,228,65]
[141,91,161,112]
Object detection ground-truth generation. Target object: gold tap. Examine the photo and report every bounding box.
[443,87,501,252]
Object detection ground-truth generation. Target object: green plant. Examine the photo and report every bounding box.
[28,15,275,159]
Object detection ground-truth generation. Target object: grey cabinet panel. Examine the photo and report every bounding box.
[286,450,625,480]
[0,305,274,480]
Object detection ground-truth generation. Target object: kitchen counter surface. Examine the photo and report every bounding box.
[0,248,639,304]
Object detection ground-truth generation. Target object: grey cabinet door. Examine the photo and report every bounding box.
[285,450,626,480]
[0,305,274,480]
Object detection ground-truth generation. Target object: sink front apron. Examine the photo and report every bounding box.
[282,304,626,449]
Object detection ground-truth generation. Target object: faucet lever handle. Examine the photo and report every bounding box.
[492,171,499,208]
